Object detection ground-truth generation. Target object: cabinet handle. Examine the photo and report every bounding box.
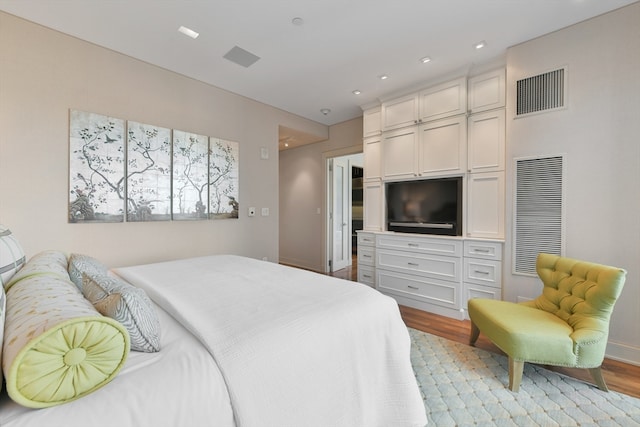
[473,248,491,253]
[408,285,419,290]
[363,274,372,278]
[474,270,490,275]
[407,243,419,247]
[362,254,372,258]
[408,262,419,267]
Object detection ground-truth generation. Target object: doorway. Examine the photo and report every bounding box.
[326,153,363,273]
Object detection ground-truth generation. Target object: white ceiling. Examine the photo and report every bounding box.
[0,1,635,133]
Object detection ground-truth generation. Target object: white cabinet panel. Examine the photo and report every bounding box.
[468,109,505,173]
[377,269,459,310]
[381,94,419,131]
[463,240,503,260]
[357,232,376,247]
[363,181,383,231]
[357,246,375,266]
[376,234,462,257]
[468,69,505,113]
[467,172,505,239]
[376,249,462,283]
[463,258,502,288]
[363,106,382,137]
[419,77,467,122]
[382,127,418,180]
[363,136,382,181]
[358,265,376,287]
[418,115,467,176]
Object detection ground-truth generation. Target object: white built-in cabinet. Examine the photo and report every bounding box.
[359,70,505,319]
[362,106,382,138]
[381,77,467,131]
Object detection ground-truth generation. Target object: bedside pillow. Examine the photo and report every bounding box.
[68,253,108,290]
[83,273,161,353]
[4,250,69,291]
[2,274,129,408]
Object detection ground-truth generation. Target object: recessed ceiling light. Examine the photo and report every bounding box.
[320,108,331,115]
[474,40,486,50]
[420,56,432,64]
[379,74,389,80]
[352,90,361,95]
[178,26,199,39]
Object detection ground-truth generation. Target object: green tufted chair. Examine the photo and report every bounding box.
[468,253,626,392]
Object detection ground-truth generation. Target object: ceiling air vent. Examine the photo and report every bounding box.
[516,68,566,116]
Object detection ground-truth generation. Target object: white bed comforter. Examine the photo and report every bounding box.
[113,255,427,427]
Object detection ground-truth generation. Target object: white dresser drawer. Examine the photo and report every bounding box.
[376,234,463,257]
[357,232,376,247]
[358,246,375,266]
[377,269,460,310]
[357,265,375,287]
[464,240,502,260]
[376,249,462,283]
[464,282,501,302]
[463,258,501,288]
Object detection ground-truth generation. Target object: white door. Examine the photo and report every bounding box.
[330,157,351,271]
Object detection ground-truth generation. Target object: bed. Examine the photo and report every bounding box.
[0,253,427,427]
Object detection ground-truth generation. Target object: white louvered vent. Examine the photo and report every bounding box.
[514,155,564,275]
[516,68,565,116]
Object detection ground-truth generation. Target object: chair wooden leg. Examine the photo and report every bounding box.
[508,357,524,392]
[469,321,480,346]
[588,367,609,392]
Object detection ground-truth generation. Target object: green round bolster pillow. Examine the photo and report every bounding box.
[2,274,130,408]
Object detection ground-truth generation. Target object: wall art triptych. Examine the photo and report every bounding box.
[69,110,239,223]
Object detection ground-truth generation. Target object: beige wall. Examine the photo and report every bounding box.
[0,12,327,267]
[505,3,640,363]
[279,117,363,272]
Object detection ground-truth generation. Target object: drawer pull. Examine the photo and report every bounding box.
[474,270,490,275]
[407,243,419,247]
[363,239,372,243]
[407,285,419,290]
[362,274,372,278]
[473,248,491,253]
[407,262,419,267]
[362,254,372,258]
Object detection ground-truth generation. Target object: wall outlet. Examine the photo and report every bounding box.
[248,207,256,217]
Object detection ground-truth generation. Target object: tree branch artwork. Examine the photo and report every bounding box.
[172,130,209,220]
[209,138,239,219]
[127,122,171,221]
[69,110,241,223]
[69,110,125,223]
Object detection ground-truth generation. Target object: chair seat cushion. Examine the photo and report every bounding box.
[468,299,577,366]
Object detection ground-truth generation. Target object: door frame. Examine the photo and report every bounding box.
[322,146,363,273]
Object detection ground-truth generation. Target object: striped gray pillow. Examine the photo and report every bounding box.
[82,273,160,353]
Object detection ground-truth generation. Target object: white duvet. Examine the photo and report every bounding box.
[113,255,427,427]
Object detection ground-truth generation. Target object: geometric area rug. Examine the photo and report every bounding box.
[409,328,640,426]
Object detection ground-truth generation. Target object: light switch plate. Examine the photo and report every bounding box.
[261,207,269,216]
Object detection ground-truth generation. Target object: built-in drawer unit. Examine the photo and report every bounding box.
[357,246,375,267]
[462,239,504,318]
[376,249,462,283]
[376,234,463,257]
[357,232,376,247]
[377,269,459,311]
[358,265,376,287]
[464,240,502,260]
[463,258,501,288]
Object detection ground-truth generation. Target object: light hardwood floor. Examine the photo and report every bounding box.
[329,257,640,399]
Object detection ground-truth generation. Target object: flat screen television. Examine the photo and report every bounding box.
[386,177,462,236]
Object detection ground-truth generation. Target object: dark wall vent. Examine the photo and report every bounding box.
[516,68,565,116]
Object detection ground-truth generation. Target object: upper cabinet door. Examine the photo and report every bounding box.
[363,106,382,137]
[468,69,506,113]
[468,109,505,173]
[417,115,467,177]
[382,127,418,180]
[419,77,467,122]
[363,136,382,181]
[381,93,419,131]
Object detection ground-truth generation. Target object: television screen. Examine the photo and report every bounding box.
[386,177,462,236]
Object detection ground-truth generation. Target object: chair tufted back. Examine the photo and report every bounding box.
[524,253,626,356]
